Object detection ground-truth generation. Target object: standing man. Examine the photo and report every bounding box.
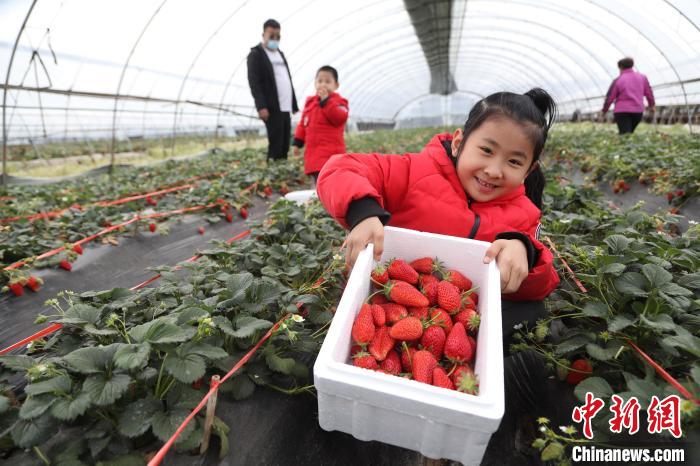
[247,19,298,161]
[600,57,655,135]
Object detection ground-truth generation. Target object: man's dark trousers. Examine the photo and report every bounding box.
[264,111,291,160]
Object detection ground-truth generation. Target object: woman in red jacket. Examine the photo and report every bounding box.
[292,65,349,182]
[317,88,560,346]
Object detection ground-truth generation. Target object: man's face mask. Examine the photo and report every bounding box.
[267,40,279,50]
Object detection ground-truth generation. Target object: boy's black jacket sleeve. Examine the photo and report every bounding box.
[495,232,540,270]
[346,197,391,230]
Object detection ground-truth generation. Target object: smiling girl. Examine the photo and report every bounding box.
[316,89,560,328]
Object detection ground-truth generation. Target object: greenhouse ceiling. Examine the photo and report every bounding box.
[1,0,699,144]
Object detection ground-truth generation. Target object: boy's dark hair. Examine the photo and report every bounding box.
[317,65,339,83]
[455,88,557,209]
[263,19,280,30]
[617,57,634,69]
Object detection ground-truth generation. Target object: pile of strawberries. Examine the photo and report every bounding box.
[350,257,480,395]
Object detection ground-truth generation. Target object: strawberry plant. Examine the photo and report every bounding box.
[0,199,346,463]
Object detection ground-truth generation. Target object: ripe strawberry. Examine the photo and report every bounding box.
[469,292,479,306]
[381,303,407,324]
[400,345,417,372]
[422,281,438,306]
[444,323,474,363]
[240,207,249,219]
[368,326,395,362]
[437,281,461,312]
[613,187,620,194]
[279,186,289,195]
[350,344,363,357]
[371,304,386,327]
[419,273,439,288]
[263,186,274,196]
[26,276,42,292]
[149,223,157,232]
[371,265,389,285]
[351,304,375,345]
[192,378,203,390]
[389,316,423,341]
[676,189,685,197]
[412,350,437,384]
[566,359,592,385]
[442,270,472,292]
[353,353,378,370]
[9,282,24,297]
[387,259,419,284]
[370,294,388,305]
[467,335,477,353]
[225,212,233,223]
[72,244,84,255]
[452,365,479,395]
[454,308,480,332]
[59,260,72,271]
[380,350,401,375]
[432,366,455,390]
[430,308,453,335]
[197,226,205,235]
[460,293,477,311]
[667,192,674,202]
[383,280,429,307]
[408,306,429,320]
[622,182,631,192]
[410,257,438,274]
[420,325,446,360]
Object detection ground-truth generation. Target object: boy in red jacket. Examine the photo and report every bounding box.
[292,66,349,182]
[317,88,560,346]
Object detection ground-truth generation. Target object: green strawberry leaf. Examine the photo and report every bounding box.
[50,392,92,421]
[575,377,613,401]
[117,398,161,438]
[82,373,131,406]
[25,375,71,396]
[113,343,151,371]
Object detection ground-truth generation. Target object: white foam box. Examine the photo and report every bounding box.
[284,189,317,204]
[313,226,504,465]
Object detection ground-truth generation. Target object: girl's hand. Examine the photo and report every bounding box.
[345,216,384,269]
[483,239,529,293]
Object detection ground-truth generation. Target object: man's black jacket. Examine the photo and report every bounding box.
[247,44,299,113]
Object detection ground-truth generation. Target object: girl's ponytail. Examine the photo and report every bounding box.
[524,88,557,131]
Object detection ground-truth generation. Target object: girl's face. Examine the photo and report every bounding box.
[452,116,537,203]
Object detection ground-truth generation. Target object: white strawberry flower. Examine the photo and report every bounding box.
[292,314,304,323]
